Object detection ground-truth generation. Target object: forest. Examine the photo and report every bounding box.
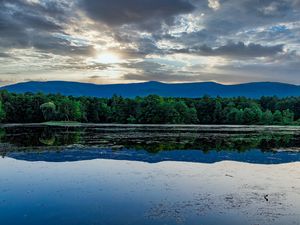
[0,90,299,125]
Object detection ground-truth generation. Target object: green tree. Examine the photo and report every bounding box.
[213,100,224,124]
[195,95,214,124]
[98,102,110,122]
[173,101,198,124]
[1,90,300,125]
[282,109,294,125]
[261,110,273,125]
[160,102,180,124]
[40,102,56,121]
[243,105,262,124]
[0,101,5,122]
[226,108,240,124]
[138,95,164,124]
[127,115,137,124]
[273,110,283,124]
[186,107,199,124]
[56,98,83,121]
[235,109,244,124]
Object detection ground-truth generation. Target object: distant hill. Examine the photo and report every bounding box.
[1,81,300,98]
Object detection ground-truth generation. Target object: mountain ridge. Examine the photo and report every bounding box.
[1,80,300,98]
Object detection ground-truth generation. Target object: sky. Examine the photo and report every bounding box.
[0,0,299,85]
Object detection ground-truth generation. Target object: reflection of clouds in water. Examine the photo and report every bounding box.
[145,162,299,225]
[147,191,290,224]
[147,194,216,223]
[0,158,299,225]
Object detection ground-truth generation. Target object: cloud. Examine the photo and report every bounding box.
[0,52,10,58]
[208,0,220,10]
[80,0,195,30]
[123,51,300,84]
[0,0,299,84]
[31,35,97,56]
[123,71,257,83]
[243,0,293,18]
[196,42,284,57]
[0,0,93,57]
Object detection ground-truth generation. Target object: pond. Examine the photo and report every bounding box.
[0,124,299,225]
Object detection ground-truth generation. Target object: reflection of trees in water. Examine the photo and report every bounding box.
[0,127,5,140]
[0,126,82,148]
[117,133,298,153]
[52,128,82,146]
[39,127,56,145]
[0,126,300,153]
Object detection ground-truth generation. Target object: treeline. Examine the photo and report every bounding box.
[0,90,300,125]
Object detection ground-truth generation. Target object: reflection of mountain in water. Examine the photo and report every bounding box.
[6,148,300,164]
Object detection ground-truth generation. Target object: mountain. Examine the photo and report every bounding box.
[1,81,300,98]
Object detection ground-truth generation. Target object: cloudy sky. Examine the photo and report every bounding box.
[0,0,299,85]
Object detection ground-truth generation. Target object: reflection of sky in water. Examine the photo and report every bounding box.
[0,158,299,225]
[1,125,300,225]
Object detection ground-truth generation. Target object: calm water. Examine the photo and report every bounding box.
[0,124,300,225]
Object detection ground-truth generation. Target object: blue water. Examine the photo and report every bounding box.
[6,148,300,164]
[0,125,300,225]
[1,156,299,225]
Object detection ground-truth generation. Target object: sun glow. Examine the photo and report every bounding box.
[95,52,121,64]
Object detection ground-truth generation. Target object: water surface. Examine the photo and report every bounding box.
[0,124,299,225]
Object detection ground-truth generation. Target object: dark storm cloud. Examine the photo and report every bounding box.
[174,42,284,58]
[80,0,195,30]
